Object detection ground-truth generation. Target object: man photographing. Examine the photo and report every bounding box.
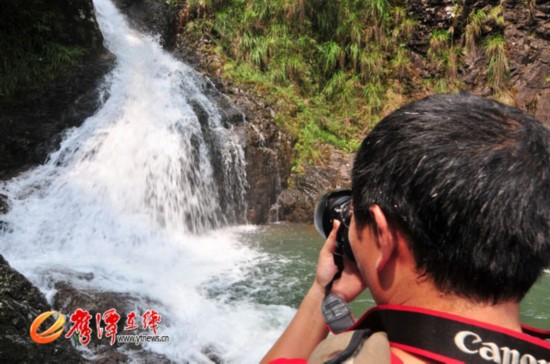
[261,93,550,363]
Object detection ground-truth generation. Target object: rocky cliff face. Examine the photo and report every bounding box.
[0,0,112,361]
[276,0,550,223]
[406,0,550,125]
[0,0,114,179]
[504,0,550,123]
[172,15,296,225]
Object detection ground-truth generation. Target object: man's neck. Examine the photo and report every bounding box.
[389,276,523,332]
[436,296,522,331]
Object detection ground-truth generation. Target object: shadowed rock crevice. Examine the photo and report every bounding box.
[0,256,84,363]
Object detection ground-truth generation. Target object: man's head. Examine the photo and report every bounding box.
[351,92,550,303]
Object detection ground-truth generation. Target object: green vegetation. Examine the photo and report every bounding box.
[0,37,86,99]
[485,34,509,91]
[428,29,460,87]
[465,9,487,57]
[3,0,512,171]
[463,3,508,95]
[464,4,505,60]
[176,0,511,170]
[177,0,426,170]
[0,0,91,99]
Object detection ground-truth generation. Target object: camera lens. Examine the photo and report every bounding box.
[314,190,356,262]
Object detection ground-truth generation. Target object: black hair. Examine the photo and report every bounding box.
[352,92,550,303]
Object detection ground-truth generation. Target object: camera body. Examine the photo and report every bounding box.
[314,190,355,263]
[314,190,358,333]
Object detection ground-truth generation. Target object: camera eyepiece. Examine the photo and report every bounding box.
[314,190,355,263]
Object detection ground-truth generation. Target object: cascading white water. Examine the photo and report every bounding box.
[0,0,293,362]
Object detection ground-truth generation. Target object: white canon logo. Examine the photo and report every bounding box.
[454,331,548,364]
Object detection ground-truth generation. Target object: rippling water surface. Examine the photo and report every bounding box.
[237,224,550,330]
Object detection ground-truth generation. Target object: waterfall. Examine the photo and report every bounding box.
[0,0,291,362]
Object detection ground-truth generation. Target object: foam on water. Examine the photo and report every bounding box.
[0,0,292,361]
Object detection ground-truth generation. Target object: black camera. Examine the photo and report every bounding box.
[314,190,356,263]
[315,190,358,333]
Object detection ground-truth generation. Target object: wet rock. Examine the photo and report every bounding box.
[0,194,8,234]
[239,106,295,224]
[174,31,296,224]
[0,194,8,214]
[52,281,172,363]
[202,344,224,363]
[0,50,114,179]
[0,255,84,363]
[275,147,353,223]
[53,282,136,322]
[245,147,284,223]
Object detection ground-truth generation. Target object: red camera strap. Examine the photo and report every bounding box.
[351,305,550,363]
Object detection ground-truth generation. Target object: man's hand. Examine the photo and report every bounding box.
[313,220,367,302]
[260,221,368,363]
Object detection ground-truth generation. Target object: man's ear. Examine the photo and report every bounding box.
[370,205,397,272]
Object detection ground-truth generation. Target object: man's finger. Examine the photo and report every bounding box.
[323,220,340,254]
